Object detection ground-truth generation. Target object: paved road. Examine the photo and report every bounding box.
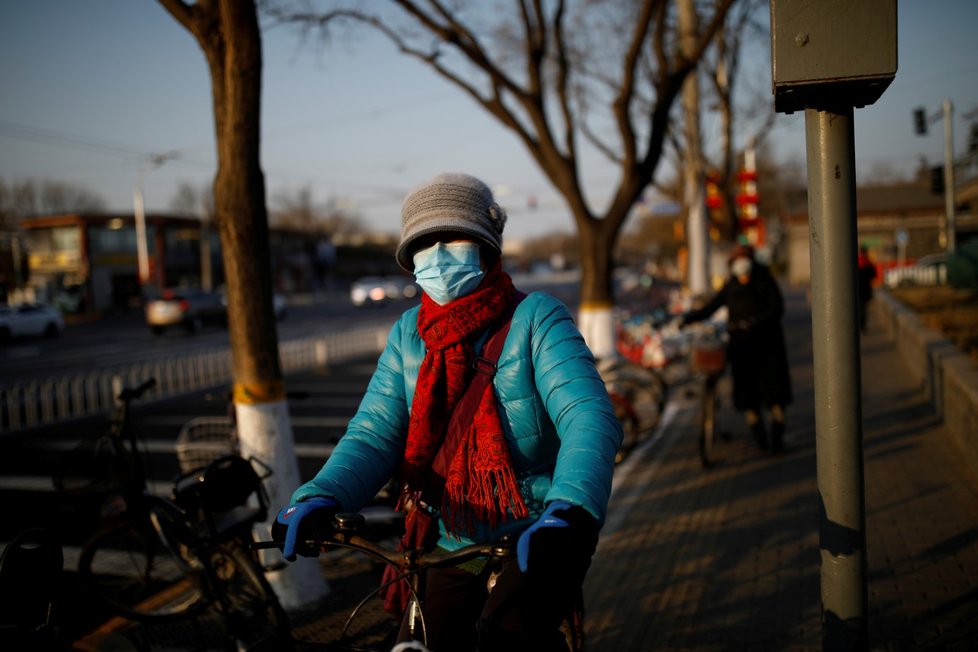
[0,296,404,382]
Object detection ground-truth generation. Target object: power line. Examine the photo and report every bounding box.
[0,119,213,171]
[0,119,150,160]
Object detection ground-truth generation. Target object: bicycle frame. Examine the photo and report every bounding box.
[94,379,158,520]
[255,512,586,651]
[686,324,728,469]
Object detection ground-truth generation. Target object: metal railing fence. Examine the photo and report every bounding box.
[1,324,391,435]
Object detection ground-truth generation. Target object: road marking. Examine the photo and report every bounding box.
[602,397,694,539]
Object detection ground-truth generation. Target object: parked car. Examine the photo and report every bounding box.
[219,291,287,321]
[884,253,948,288]
[145,289,227,335]
[0,302,65,343]
[350,275,420,307]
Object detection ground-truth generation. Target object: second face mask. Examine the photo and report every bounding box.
[413,241,484,305]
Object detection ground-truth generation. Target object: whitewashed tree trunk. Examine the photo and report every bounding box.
[577,304,616,359]
[236,400,329,609]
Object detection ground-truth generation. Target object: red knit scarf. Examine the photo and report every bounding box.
[402,261,529,534]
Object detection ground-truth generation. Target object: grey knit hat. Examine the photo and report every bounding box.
[396,172,507,271]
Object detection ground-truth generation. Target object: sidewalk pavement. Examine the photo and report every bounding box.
[74,287,978,651]
[583,288,978,651]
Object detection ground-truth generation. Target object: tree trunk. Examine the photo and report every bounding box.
[680,0,711,296]
[575,209,618,359]
[158,0,327,608]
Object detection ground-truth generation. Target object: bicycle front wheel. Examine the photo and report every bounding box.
[699,377,718,469]
[208,540,291,649]
[78,520,208,622]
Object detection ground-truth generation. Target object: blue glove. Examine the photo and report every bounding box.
[274,496,339,561]
[517,500,573,573]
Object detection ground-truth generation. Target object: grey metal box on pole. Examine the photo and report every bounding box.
[771,0,897,113]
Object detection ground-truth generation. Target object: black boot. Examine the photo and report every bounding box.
[750,420,768,451]
[770,420,785,455]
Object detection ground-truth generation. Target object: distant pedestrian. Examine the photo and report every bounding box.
[680,244,792,454]
[857,245,877,333]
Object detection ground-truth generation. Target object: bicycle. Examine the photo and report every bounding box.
[596,356,667,463]
[255,511,586,651]
[685,322,728,469]
[52,378,290,650]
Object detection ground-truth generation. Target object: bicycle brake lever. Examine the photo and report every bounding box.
[334,512,365,534]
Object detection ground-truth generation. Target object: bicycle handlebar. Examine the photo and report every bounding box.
[117,377,157,403]
[252,513,514,571]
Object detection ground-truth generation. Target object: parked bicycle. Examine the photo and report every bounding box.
[52,378,289,650]
[255,511,585,651]
[596,356,667,463]
[615,310,731,468]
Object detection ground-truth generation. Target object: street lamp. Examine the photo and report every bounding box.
[133,152,179,295]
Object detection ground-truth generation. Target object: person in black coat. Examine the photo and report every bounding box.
[681,244,792,454]
[857,245,877,333]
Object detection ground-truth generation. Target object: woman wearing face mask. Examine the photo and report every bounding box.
[274,173,622,651]
[680,244,793,454]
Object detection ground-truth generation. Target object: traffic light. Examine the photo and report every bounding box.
[930,166,944,194]
[913,108,928,136]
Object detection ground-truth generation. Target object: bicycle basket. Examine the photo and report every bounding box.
[690,339,726,374]
[201,455,265,512]
[175,417,238,474]
[173,455,269,539]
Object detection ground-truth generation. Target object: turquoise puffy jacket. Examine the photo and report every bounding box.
[291,291,623,549]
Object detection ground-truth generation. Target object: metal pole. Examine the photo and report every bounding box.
[133,181,150,286]
[943,99,956,253]
[200,197,213,292]
[133,152,178,296]
[804,106,868,650]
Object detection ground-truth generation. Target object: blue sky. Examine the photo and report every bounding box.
[1,1,976,240]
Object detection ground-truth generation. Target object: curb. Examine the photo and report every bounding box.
[875,289,978,478]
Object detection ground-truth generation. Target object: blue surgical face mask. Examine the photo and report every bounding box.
[413,241,484,305]
[731,257,753,278]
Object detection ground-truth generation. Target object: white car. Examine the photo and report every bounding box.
[146,289,227,335]
[0,303,65,343]
[350,276,419,307]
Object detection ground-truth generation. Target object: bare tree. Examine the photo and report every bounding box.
[1,178,107,223]
[170,181,218,290]
[269,185,362,235]
[169,181,215,217]
[268,0,734,355]
[157,0,326,607]
[700,0,773,242]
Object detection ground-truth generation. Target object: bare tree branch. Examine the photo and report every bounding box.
[268,0,737,315]
[157,0,196,33]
